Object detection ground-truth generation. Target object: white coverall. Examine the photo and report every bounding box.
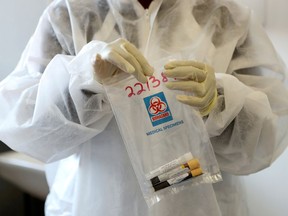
[0,0,288,215]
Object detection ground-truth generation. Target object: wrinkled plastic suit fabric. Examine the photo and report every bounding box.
[0,0,288,215]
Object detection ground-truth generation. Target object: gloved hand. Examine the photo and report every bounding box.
[164,60,217,116]
[93,38,154,83]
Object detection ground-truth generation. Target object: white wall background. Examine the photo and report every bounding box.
[0,0,49,80]
[0,0,287,215]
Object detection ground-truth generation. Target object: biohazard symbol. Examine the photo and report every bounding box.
[148,96,167,115]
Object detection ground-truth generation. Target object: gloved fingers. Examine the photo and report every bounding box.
[165,81,208,97]
[164,66,206,82]
[94,54,118,82]
[101,38,141,74]
[198,90,218,116]
[118,44,148,83]
[104,49,135,73]
[131,71,148,83]
[164,60,205,70]
[164,60,217,116]
[108,40,153,83]
[107,49,147,83]
[176,89,217,111]
[123,42,154,76]
[176,95,205,108]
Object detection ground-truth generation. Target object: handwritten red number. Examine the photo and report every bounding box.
[149,76,161,88]
[134,83,145,95]
[146,81,150,91]
[125,86,135,97]
[161,72,168,82]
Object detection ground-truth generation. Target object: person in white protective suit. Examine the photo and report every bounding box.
[0,0,288,215]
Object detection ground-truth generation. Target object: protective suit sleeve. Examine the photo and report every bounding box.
[0,8,113,163]
[205,14,288,175]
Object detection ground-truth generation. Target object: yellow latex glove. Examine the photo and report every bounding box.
[93,38,154,83]
[164,60,217,116]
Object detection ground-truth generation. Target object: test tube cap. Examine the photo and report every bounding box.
[187,159,200,170]
[191,168,203,177]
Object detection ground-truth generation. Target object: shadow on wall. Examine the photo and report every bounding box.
[0,141,45,216]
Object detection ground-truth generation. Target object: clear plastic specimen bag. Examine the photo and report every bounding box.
[103,58,222,207]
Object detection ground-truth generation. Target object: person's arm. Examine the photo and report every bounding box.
[0,4,113,163]
[206,14,288,175]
